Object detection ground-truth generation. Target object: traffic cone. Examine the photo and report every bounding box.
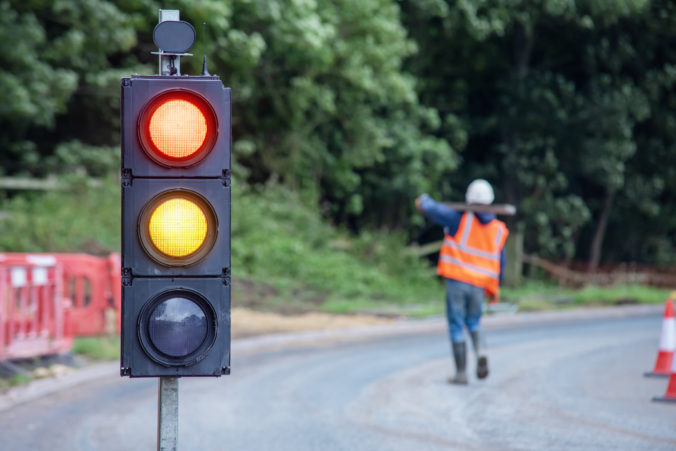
[644,299,675,377]
[652,345,676,403]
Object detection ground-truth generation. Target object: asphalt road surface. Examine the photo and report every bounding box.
[1,313,675,450]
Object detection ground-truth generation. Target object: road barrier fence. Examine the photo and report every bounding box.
[0,253,121,362]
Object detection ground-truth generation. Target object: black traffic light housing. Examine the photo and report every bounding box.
[120,75,231,377]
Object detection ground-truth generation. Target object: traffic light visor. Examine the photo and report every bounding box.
[139,190,218,266]
[139,90,217,167]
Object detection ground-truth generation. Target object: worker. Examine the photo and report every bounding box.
[415,179,509,384]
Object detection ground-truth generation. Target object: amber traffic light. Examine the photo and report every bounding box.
[148,197,208,257]
[138,190,217,266]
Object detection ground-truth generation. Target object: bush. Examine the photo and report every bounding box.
[232,183,442,309]
[0,176,443,313]
[0,175,120,254]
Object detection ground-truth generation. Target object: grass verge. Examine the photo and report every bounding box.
[501,282,671,312]
[0,374,31,392]
[0,177,670,318]
[72,336,120,361]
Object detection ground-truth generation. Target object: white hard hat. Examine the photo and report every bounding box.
[465,179,494,205]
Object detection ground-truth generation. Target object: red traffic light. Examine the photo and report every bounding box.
[138,90,218,167]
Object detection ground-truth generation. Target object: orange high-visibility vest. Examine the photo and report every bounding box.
[437,212,509,296]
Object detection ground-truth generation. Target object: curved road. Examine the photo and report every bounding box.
[1,313,675,450]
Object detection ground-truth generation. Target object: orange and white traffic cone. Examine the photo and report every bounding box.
[652,345,676,403]
[645,299,675,377]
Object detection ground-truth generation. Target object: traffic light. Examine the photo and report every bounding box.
[120,75,231,377]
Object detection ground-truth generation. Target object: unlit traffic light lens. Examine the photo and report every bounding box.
[138,90,218,167]
[148,296,207,357]
[148,198,207,257]
[149,99,207,159]
[138,190,218,266]
[137,289,218,367]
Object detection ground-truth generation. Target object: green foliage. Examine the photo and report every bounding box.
[72,335,120,361]
[401,0,676,264]
[232,183,441,307]
[0,175,120,253]
[0,373,31,390]
[502,280,669,312]
[0,0,141,177]
[0,177,443,310]
[0,173,666,316]
[1,0,453,233]
[1,0,674,273]
[185,0,455,228]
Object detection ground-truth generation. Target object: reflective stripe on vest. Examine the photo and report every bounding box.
[438,255,500,279]
[437,212,508,294]
[442,238,500,262]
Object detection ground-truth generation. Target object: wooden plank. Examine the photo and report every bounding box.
[524,254,676,287]
[0,177,102,191]
[441,202,517,216]
[0,177,64,191]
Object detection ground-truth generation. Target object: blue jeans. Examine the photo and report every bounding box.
[445,278,484,342]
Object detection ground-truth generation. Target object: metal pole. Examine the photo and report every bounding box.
[158,9,180,76]
[156,9,181,450]
[157,377,179,451]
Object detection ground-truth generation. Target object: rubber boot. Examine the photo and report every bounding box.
[471,330,489,379]
[448,341,468,385]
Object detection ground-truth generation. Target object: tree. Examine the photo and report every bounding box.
[400,0,674,266]
[1,0,453,232]
[178,0,454,229]
[0,0,148,178]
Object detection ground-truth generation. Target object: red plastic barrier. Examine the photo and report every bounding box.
[0,253,121,336]
[0,261,73,360]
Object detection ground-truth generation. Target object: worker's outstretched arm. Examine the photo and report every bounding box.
[415,194,463,234]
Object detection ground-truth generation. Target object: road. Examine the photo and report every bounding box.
[1,313,675,450]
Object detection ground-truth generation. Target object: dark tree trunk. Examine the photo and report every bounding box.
[513,22,533,77]
[588,190,615,272]
[503,20,533,231]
